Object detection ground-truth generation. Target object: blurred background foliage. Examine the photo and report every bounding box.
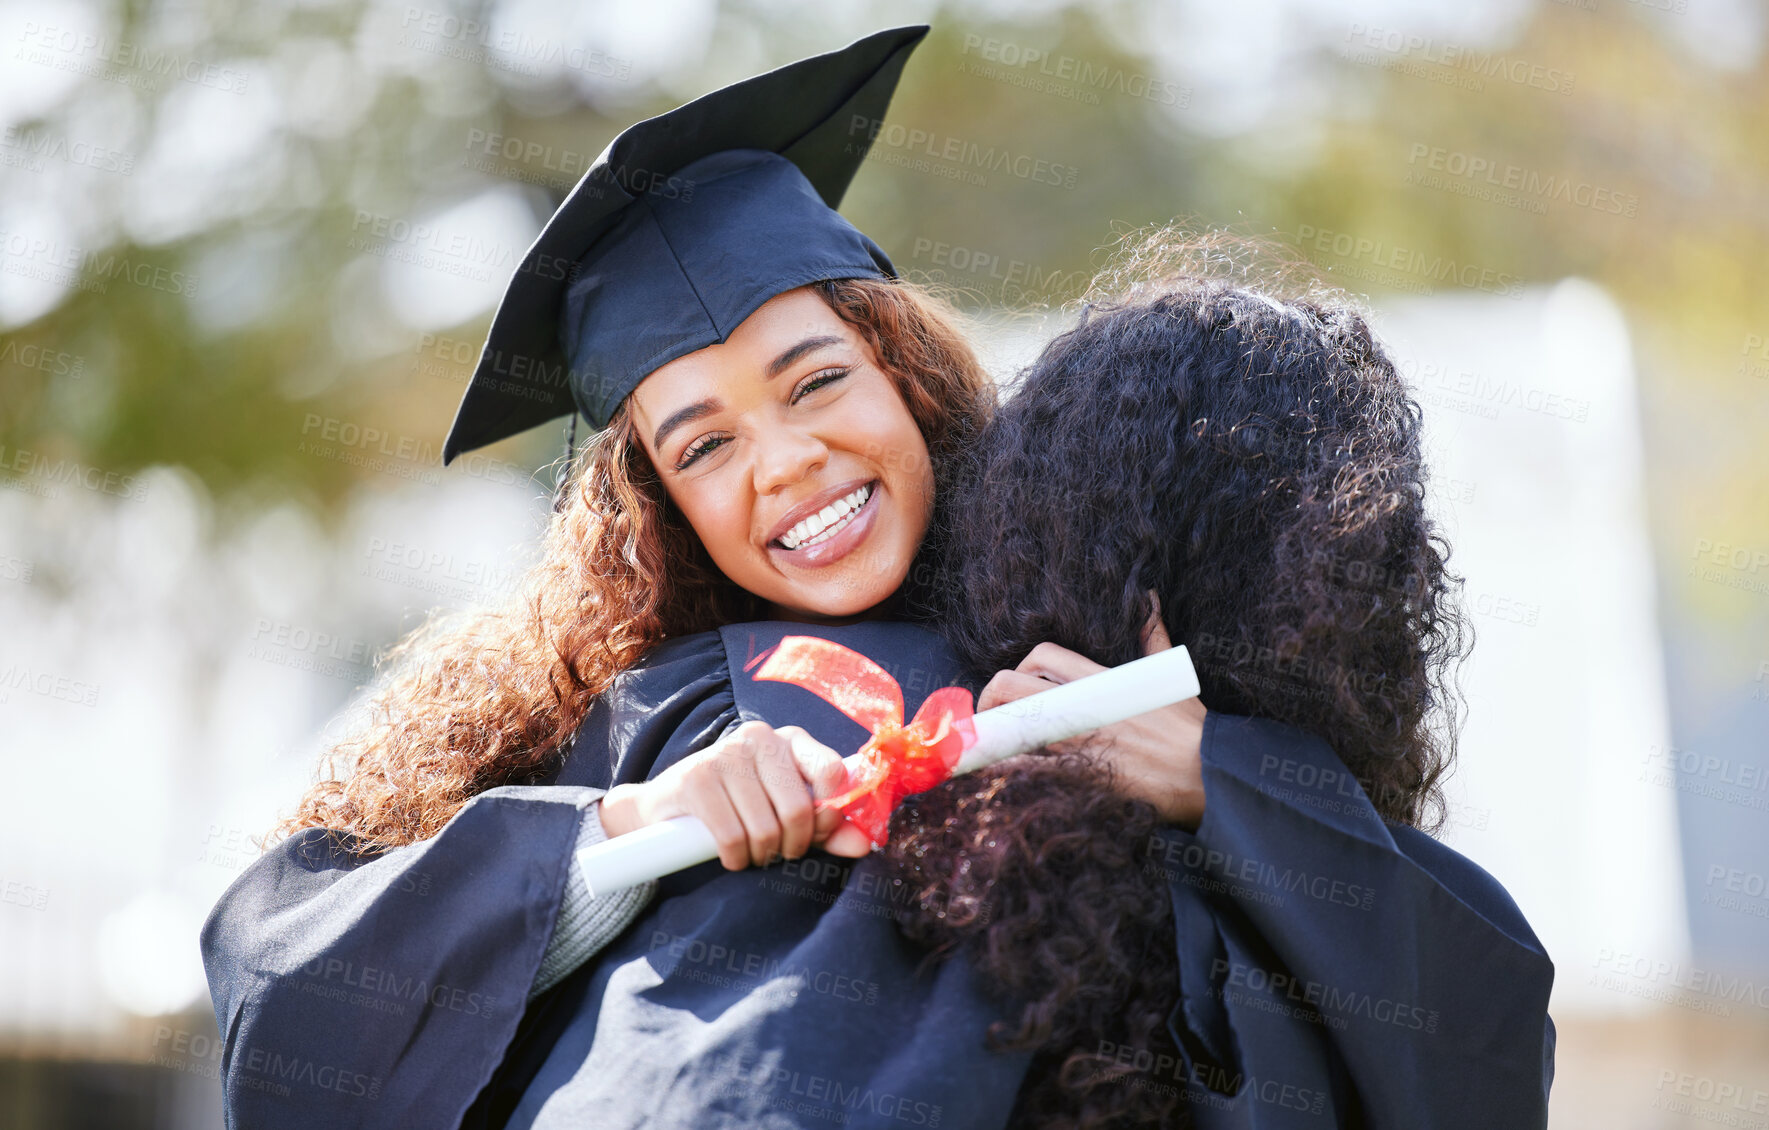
[4,0,1765,578]
[3,1,1768,1123]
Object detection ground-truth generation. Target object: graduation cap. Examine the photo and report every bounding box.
[439,24,930,468]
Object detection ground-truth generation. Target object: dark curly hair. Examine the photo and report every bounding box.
[879,231,1471,1129]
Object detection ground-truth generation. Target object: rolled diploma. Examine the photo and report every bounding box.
[579,644,1200,896]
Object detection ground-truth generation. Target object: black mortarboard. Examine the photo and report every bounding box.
[439,24,929,467]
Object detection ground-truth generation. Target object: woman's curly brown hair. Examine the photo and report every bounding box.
[274,276,993,849]
[875,229,1471,1129]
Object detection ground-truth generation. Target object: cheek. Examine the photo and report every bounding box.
[670,478,752,560]
[848,384,932,490]
[901,441,934,519]
[874,410,935,525]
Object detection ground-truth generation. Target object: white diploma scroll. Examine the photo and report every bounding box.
[578,645,1201,897]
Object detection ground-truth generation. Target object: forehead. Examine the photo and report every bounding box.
[629,287,856,415]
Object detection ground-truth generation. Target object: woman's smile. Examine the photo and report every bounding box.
[766,478,880,566]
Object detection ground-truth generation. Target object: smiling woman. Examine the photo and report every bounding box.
[270,265,991,854]
[548,271,992,853]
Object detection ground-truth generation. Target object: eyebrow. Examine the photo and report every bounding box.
[651,335,848,454]
[652,398,720,455]
[766,334,844,378]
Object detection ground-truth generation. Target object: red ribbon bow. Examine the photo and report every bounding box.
[751,636,976,847]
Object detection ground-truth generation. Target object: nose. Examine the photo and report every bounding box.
[751,420,829,497]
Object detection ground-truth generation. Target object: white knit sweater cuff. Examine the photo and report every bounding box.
[530,798,658,1000]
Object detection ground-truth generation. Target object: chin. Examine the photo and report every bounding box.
[777,564,909,622]
[796,586,894,621]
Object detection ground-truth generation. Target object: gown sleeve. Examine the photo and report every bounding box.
[198,632,733,1130]
[531,800,658,999]
[1148,711,1556,1129]
[199,785,600,1129]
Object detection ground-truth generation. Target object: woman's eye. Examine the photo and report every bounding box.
[792,366,851,402]
[676,434,730,470]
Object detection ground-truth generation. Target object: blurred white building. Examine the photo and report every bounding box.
[1377,278,1688,1014]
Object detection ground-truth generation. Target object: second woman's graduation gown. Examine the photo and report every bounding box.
[200,618,1557,1129]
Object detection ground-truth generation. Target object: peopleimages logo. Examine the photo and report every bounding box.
[14,22,251,93]
[908,237,1087,302]
[1294,224,1524,297]
[0,444,147,502]
[1405,143,1639,217]
[0,229,197,297]
[1342,25,1576,95]
[1,126,135,174]
[957,34,1188,107]
[847,115,1079,190]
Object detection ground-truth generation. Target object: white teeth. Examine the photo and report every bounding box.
[778,483,874,550]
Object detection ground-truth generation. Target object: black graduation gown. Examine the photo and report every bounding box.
[199,619,1555,1129]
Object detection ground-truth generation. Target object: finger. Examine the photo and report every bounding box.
[1014,641,1106,684]
[756,728,822,861]
[1141,591,1173,655]
[784,727,849,801]
[785,729,852,845]
[717,731,788,867]
[977,668,1059,712]
[680,765,753,872]
[822,821,874,858]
